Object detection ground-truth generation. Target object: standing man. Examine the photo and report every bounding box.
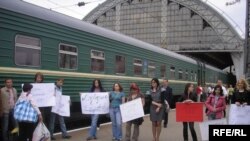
[217,80,228,117]
[0,78,18,141]
[161,79,172,128]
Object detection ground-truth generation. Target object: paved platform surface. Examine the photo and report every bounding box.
[53,106,229,141]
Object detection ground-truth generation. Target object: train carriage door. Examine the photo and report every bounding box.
[197,62,202,84]
[203,63,206,85]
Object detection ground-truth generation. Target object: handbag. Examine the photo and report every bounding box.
[14,99,38,123]
[32,122,51,141]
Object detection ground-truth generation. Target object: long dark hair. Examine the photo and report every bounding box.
[90,79,105,92]
[212,85,223,96]
[112,82,123,92]
[151,78,160,89]
[184,83,193,95]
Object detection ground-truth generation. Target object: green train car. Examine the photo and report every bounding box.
[0,1,227,129]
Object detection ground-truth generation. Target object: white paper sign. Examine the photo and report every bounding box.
[229,104,250,125]
[120,98,145,123]
[26,83,56,107]
[80,92,109,114]
[199,118,227,141]
[51,95,70,117]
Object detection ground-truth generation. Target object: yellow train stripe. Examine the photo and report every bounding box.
[0,67,196,84]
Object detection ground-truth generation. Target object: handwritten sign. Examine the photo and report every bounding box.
[120,98,145,123]
[199,118,227,141]
[24,83,56,107]
[176,102,203,122]
[51,95,70,117]
[80,92,109,114]
[229,104,250,125]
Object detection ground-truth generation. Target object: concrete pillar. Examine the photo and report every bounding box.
[115,3,121,32]
[161,0,168,48]
[231,52,245,80]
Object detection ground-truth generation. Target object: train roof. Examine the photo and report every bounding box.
[0,0,224,73]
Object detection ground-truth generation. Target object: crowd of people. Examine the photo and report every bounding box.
[0,72,250,141]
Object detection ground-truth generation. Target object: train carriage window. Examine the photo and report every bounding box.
[185,70,189,80]
[115,55,125,74]
[178,69,183,80]
[91,50,105,72]
[59,44,77,69]
[134,59,142,75]
[194,72,197,81]
[170,66,175,79]
[148,61,156,77]
[15,35,41,67]
[190,70,193,81]
[160,64,166,77]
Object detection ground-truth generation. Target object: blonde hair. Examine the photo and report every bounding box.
[237,78,249,91]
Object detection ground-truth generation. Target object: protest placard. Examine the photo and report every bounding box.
[176,102,203,122]
[80,92,109,114]
[120,98,145,123]
[52,95,70,117]
[229,104,250,125]
[25,83,56,107]
[199,118,227,141]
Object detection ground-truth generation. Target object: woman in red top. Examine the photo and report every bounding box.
[205,85,226,120]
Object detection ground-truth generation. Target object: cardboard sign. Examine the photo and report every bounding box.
[176,102,203,122]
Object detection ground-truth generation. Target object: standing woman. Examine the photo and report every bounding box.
[179,83,198,141]
[109,83,125,141]
[17,83,43,141]
[231,78,250,106]
[125,83,145,141]
[205,85,226,120]
[34,72,50,127]
[87,79,106,140]
[149,78,165,141]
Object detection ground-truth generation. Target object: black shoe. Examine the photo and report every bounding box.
[51,136,56,140]
[87,136,96,140]
[163,124,167,128]
[63,135,71,139]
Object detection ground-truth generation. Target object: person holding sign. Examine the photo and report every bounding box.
[179,83,198,141]
[86,79,106,141]
[231,78,250,106]
[125,83,145,141]
[34,72,50,127]
[49,78,71,140]
[149,78,165,141]
[205,85,226,120]
[109,83,125,141]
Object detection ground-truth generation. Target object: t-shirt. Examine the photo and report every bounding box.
[110,91,125,108]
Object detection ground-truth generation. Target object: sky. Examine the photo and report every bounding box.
[23,0,246,38]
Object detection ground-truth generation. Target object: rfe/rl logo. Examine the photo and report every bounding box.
[213,129,247,136]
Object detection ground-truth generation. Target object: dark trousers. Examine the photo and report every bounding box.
[18,122,36,141]
[163,111,168,126]
[39,107,50,127]
[183,122,197,141]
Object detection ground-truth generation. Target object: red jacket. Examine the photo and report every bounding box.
[205,94,226,119]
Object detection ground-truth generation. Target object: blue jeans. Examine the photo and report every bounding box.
[2,109,17,141]
[49,112,68,137]
[109,107,122,140]
[88,114,99,137]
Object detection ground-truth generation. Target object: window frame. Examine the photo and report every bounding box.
[148,61,156,77]
[115,55,126,75]
[170,66,175,79]
[160,64,166,78]
[178,69,183,80]
[14,34,41,67]
[90,49,105,72]
[58,43,78,70]
[133,58,143,76]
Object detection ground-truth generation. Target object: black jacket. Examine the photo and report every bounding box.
[179,92,197,102]
[231,90,250,105]
[161,86,173,106]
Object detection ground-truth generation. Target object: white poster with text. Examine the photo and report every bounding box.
[80,92,109,114]
[52,95,70,117]
[229,104,250,125]
[120,98,145,123]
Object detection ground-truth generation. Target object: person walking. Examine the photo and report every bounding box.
[149,78,165,141]
[205,85,226,120]
[179,83,198,141]
[109,83,125,141]
[86,79,106,140]
[160,79,172,128]
[125,83,145,141]
[0,78,18,141]
[49,78,71,140]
